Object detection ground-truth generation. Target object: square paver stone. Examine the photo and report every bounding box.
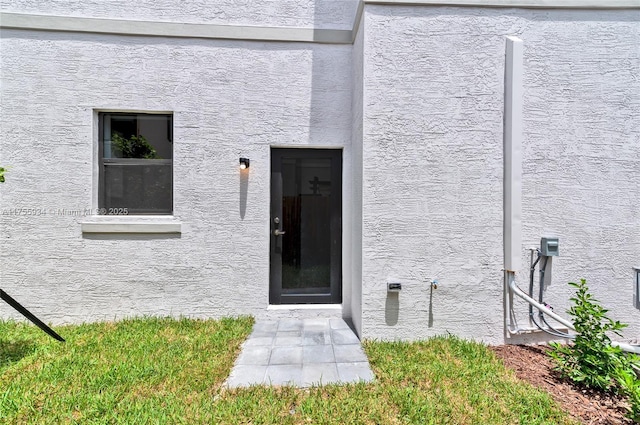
[250,330,277,338]
[303,318,331,331]
[253,321,279,332]
[303,344,335,363]
[330,319,350,330]
[302,363,340,386]
[278,319,303,332]
[269,346,303,365]
[277,330,302,337]
[226,365,267,388]
[251,321,279,337]
[336,362,375,383]
[274,335,303,346]
[303,330,331,346]
[333,344,368,363]
[264,364,303,386]
[244,336,275,347]
[332,329,360,345]
[236,346,271,365]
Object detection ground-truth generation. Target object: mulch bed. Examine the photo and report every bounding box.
[490,345,633,424]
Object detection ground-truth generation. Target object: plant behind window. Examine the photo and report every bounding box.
[111,133,159,159]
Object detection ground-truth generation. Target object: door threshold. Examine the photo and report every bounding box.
[268,304,342,311]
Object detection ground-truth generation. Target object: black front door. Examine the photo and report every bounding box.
[270,148,342,304]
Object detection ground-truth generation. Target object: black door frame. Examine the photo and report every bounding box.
[269,148,342,304]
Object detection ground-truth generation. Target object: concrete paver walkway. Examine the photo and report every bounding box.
[225,318,375,388]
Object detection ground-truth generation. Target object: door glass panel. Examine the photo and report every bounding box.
[281,157,332,294]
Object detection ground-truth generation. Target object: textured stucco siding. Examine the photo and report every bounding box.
[1,0,360,30]
[1,3,638,345]
[518,12,640,342]
[360,6,639,344]
[0,30,351,323]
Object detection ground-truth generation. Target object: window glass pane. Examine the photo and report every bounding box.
[103,162,172,214]
[137,115,172,160]
[103,114,172,159]
[281,157,332,294]
[99,112,173,215]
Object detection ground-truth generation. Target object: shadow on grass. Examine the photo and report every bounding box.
[0,339,37,370]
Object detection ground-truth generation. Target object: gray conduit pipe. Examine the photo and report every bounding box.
[507,272,640,354]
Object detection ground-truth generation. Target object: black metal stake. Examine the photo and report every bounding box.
[0,289,65,342]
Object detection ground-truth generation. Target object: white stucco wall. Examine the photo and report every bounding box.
[360,6,505,343]
[518,11,640,342]
[0,29,352,323]
[360,6,640,344]
[1,0,360,29]
[1,2,638,345]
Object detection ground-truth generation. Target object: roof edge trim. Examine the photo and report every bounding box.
[365,0,640,9]
[0,13,354,44]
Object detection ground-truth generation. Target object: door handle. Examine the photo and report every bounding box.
[274,229,286,236]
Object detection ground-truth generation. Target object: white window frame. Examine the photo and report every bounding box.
[81,110,180,234]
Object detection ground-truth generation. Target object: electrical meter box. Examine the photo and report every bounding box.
[540,237,559,257]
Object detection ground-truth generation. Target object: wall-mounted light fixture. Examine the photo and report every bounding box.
[239,157,250,170]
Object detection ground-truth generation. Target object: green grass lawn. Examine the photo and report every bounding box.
[0,317,574,424]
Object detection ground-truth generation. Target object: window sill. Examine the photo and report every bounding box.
[80,216,181,234]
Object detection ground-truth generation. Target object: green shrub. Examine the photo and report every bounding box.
[617,366,640,422]
[549,278,640,420]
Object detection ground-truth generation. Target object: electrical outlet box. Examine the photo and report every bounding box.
[540,237,559,257]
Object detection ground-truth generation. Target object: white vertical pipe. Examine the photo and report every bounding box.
[503,36,523,336]
[504,36,523,273]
